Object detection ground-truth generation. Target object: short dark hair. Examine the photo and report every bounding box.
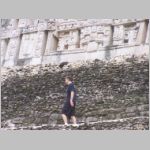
[65,76,73,81]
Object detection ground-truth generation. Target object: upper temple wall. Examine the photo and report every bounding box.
[0,19,149,66]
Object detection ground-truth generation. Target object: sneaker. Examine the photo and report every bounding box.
[72,124,79,127]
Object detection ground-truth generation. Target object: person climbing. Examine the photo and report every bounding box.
[61,76,79,128]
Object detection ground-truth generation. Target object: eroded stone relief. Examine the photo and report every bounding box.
[0,19,149,66]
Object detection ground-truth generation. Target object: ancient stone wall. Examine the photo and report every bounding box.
[1,19,149,67]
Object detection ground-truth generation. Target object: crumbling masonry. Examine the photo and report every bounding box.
[0,19,149,67]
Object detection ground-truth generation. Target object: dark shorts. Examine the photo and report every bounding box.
[62,101,76,119]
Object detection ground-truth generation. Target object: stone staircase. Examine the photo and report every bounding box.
[2,116,149,130]
[1,55,149,130]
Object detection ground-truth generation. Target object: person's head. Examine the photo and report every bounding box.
[65,76,73,85]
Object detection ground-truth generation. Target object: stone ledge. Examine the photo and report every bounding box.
[2,116,149,130]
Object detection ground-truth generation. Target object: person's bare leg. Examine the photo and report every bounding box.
[62,114,68,125]
[71,116,78,125]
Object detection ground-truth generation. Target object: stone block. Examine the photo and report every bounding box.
[126,106,137,113]
[85,117,98,124]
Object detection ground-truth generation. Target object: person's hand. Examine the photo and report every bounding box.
[70,100,74,107]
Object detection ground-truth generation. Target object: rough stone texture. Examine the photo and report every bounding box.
[0,19,149,67]
[1,55,149,130]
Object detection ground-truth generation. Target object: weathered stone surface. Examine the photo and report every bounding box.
[1,55,149,130]
[1,19,149,67]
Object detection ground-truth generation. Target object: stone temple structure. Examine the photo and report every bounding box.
[0,19,149,67]
[1,19,149,130]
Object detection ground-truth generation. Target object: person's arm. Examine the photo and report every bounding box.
[70,91,75,107]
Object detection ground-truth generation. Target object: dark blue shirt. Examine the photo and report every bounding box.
[66,82,76,102]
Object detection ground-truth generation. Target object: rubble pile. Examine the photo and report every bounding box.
[1,55,149,130]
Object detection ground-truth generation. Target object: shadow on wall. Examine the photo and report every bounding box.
[104,46,111,60]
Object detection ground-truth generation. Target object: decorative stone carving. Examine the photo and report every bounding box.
[113,25,124,45]
[1,19,149,66]
[57,29,80,51]
[123,23,138,45]
[10,19,19,29]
